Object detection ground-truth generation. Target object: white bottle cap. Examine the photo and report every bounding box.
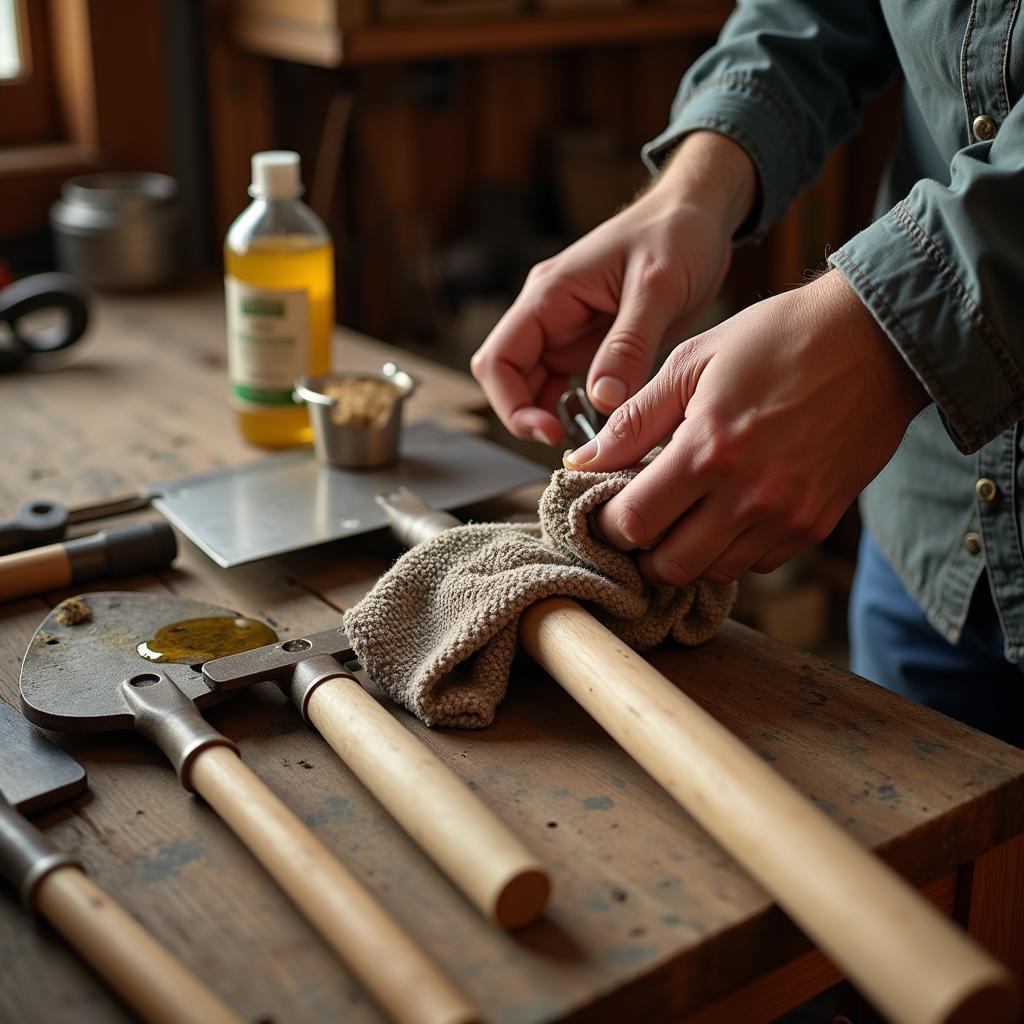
[250,150,302,199]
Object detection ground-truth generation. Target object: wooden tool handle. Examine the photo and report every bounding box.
[34,864,240,1024]
[520,598,1017,1024]
[0,543,70,602]
[190,745,477,1024]
[306,675,550,928]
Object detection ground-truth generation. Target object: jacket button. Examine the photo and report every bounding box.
[963,532,983,555]
[973,114,998,141]
[976,478,998,503]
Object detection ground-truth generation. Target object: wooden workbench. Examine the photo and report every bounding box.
[1,285,1022,1023]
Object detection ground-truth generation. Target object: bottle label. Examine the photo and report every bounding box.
[225,277,309,408]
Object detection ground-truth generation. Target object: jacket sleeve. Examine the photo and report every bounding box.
[643,0,897,240]
[828,98,1024,454]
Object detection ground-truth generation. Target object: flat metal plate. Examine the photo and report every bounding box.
[152,422,547,567]
[20,592,240,733]
[0,700,86,813]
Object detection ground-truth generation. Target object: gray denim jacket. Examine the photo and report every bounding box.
[643,0,1024,661]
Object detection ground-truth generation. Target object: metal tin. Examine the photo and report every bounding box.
[295,363,417,468]
[50,173,183,290]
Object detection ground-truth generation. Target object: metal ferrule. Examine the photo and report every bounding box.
[121,671,238,793]
[287,654,359,722]
[64,531,108,582]
[375,491,460,548]
[65,521,177,584]
[0,797,80,909]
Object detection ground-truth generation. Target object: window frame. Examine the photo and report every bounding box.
[0,0,61,146]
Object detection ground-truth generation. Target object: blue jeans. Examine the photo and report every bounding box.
[849,531,1024,749]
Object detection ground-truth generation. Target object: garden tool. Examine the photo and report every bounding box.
[0,700,240,1024]
[204,615,550,928]
[19,593,477,1024]
[372,488,1016,1024]
[19,588,549,928]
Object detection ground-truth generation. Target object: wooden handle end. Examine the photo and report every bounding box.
[491,865,551,929]
[942,973,1017,1024]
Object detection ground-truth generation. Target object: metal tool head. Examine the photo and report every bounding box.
[204,626,366,722]
[0,700,86,813]
[203,626,358,691]
[557,387,603,447]
[20,592,277,733]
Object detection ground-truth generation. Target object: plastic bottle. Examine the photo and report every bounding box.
[224,151,334,448]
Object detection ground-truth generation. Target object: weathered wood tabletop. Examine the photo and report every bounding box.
[2,285,1023,1024]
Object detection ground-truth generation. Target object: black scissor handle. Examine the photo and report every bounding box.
[0,499,70,554]
[0,273,91,372]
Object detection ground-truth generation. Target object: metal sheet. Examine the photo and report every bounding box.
[152,422,548,567]
[0,701,86,813]
[20,593,239,733]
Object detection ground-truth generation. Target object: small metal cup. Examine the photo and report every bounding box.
[295,363,417,469]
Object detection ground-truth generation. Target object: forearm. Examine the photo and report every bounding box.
[646,130,758,239]
[644,1,897,240]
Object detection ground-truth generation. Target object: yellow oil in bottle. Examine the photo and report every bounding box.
[225,237,333,447]
[224,150,335,449]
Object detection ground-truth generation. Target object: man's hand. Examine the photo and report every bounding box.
[471,131,757,445]
[565,271,930,585]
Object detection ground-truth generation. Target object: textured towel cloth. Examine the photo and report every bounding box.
[343,465,736,728]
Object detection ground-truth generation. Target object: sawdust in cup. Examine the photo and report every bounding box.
[296,364,418,468]
[324,377,401,429]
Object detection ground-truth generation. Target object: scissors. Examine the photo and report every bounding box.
[0,272,91,373]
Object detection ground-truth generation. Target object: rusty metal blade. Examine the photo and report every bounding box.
[19,592,249,733]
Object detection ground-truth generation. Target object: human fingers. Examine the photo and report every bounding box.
[471,303,563,444]
[633,491,744,586]
[696,524,779,585]
[565,338,702,473]
[748,513,839,575]
[587,422,709,550]
[586,260,681,413]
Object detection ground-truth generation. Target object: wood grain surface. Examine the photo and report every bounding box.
[1,285,1023,1024]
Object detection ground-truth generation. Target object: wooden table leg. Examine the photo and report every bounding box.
[680,874,959,1023]
[962,833,1024,983]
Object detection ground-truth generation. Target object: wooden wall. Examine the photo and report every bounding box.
[207,20,900,349]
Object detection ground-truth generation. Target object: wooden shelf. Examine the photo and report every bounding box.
[231,4,732,67]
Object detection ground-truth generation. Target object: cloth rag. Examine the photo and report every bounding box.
[343,464,736,728]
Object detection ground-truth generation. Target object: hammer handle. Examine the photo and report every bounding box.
[0,543,71,601]
[0,521,175,602]
[189,745,477,1024]
[306,675,549,928]
[521,597,1016,1024]
[34,864,240,1024]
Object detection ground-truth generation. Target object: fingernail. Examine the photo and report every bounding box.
[565,437,598,467]
[532,428,553,445]
[617,518,641,547]
[591,375,627,410]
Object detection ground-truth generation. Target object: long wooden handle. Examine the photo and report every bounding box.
[0,543,70,601]
[34,864,240,1024]
[520,598,1017,1024]
[190,745,477,1024]
[306,675,549,928]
